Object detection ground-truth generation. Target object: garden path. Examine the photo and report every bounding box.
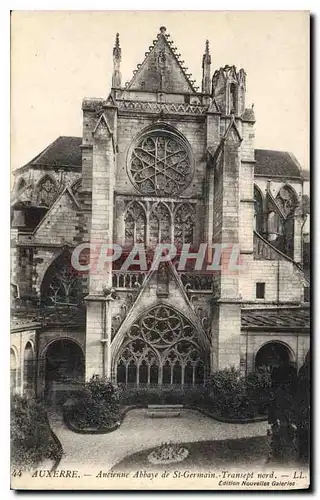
[49,409,268,472]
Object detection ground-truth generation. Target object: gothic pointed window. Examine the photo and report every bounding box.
[254,186,264,235]
[40,251,84,307]
[37,175,58,207]
[276,186,298,218]
[149,202,171,247]
[124,201,146,246]
[128,129,193,196]
[272,186,298,258]
[17,178,26,192]
[174,203,196,246]
[229,82,238,114]
[115,305,206,387]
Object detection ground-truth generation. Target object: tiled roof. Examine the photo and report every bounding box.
[241,307,310,330]
[254,149,302,178]
[17,136,307,182]
[23,136,82,168]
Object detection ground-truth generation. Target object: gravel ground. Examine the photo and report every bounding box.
[49,409,268,472]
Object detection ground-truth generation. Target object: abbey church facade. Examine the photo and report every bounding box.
[11,27,310,400]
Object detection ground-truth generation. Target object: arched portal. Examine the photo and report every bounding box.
[115,305,206,387]
[255,342,294,370]
[44,339,84,405]
[23,342,34,395]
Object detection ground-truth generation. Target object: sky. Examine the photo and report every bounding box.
[11,10,309,171]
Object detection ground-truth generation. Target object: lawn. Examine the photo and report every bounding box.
[111,435,270,472]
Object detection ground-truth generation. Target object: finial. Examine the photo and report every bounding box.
[113,32,121,59]
[205,39,209,53]
[160,26,167,34]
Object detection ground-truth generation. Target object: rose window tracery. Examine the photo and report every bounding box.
[129,131,193,196]
[116,305,205,386]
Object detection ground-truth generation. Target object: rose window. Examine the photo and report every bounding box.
[129,131,193,196]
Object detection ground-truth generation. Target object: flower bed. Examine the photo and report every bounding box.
[148,442,189,465]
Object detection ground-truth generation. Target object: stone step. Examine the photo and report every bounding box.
[147,404,184,409]
[146,410,181,418]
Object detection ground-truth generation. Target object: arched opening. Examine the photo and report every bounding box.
[40,250,85,307]
[36,175,58,207]
[149,203,171,246]
[255,342,293,371]
[254,186,264,235]
[10,348,18,392]
[23,342,34,396]
[17,178,26,192]
[44,339,84,405]
[229,82,238,114]
[174,203,196,247]
[124,201,146,246]
[115,305,206,387]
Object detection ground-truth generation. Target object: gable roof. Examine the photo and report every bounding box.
[126,26,197,94]
[17,136,82,172]
[241,307,310,330]
[254,149,303,178]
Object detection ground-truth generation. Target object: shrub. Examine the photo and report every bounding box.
[118,386,212,407]
[245,366,272,414]
[68,375,120,430]
[11,395,61,470]
[119,387,162,406]
[206,367,251,418]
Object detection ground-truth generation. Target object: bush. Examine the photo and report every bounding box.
[246,366,272,414]
[207,367,272,419]
[118,386,212,407]
[68,376,120,430]
[11,395,61,470]
[207,367,250,418]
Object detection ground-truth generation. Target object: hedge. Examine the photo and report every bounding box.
[11,395,61,470]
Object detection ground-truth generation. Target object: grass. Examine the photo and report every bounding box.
[111,435,270,472]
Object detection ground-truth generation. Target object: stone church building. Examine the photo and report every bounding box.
[11,27,310,401]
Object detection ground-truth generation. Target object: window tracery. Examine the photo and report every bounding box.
[275,186,298,218]
[129,131,193,196]
[123,199,197,247]
[41,252,84,307]
[124,202,146,245]
[116,305,205,386]
[149,202,171,246]
[174,203,195,245]
[37,176,58,207]
[254,186,264,235]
